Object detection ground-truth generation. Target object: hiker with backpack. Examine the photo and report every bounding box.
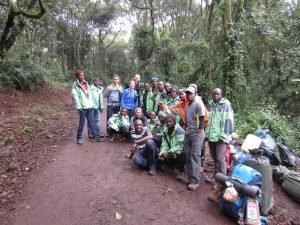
[104,74,123,121]
[121,80,138,120]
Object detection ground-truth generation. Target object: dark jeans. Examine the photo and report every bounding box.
[107,105,120,121]
[77,109,99,139]
[208,141,226,175]
[88,108,101,137]
[152,136,162,149]
[127,108,135,121]
[133,139,158,169]
[159,152,186,172]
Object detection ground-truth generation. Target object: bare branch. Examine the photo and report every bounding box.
[130,0,150,10]
[18,0,46,19]
[104,29,121,50]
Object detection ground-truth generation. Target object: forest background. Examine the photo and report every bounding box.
[0,0,299,154]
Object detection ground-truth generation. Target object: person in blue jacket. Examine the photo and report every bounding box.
[121,80,138,120]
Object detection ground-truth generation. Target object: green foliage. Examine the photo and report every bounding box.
[235,105,300,156]
[19,115,31,124]
[0,51,48,91]
[34,116,44,125]
[133,26,157,67]
[22,126,33,134]
[2,136,14,145]
[152,38,177,78]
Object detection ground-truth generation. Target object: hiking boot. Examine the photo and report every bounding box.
[95,136,105,142]
[176,173,189,184]
[148,164,156,176]
[77,138,83,145]
[109,135,114,142]
[187,183,200,191]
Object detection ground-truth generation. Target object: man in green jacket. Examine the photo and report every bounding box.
[71,69,103,144]
[158,115,185,175]
[146,77,160,114]
[205,88,234,175]
[88,77,105,140]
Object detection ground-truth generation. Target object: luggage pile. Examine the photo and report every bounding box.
[210,129,300,224]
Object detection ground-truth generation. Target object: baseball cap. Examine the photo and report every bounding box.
[185,87,196,94]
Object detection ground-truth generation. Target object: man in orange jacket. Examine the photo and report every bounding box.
[160,88,189,127]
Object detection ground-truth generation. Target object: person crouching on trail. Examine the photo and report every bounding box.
[130,119,158,176]
[129,107,148,130]
[107,108,130,142]
[71,69,104,145]
[158,115,186,177]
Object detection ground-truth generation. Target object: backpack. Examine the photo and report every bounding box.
[282,171,300,202]
[219,165,262,222]
[196,106,209,128]
[204,106,209,128]
[245,157,273,215]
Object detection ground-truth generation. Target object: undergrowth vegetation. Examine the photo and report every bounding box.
[235,105,300,156]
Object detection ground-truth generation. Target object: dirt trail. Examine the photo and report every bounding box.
[1,86,300,225]
[7,115,234,225]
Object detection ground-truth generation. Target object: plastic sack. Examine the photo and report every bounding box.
[223,185,239,203]
[235,147,252,165]
[277,142,297,168]
[254,129,277,163]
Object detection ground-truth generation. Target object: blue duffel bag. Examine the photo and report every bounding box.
[219,165,262,222]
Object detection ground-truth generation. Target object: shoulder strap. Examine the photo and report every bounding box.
[163,132,171,149]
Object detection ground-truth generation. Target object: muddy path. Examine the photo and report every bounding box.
[7,115,234,225]
[1,86,299,225]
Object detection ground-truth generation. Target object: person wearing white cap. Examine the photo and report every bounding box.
[183,86,206,191]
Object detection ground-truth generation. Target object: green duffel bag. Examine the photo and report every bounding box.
[282,171,300,203]
[245,157,273,215]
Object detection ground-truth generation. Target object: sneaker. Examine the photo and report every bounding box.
[176,174,189,184]
[77,138,83,145]
[148,164,156,176]
[109,136,114,142]
[187,183,200,191]
[95,136,105,142]
[148,168,156,176]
